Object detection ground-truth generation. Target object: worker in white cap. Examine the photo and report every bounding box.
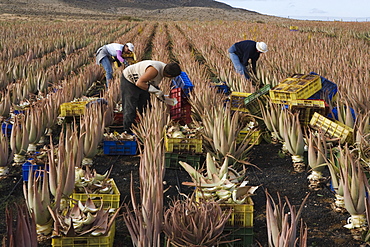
[96,42,135,87]
[228,40,268,80]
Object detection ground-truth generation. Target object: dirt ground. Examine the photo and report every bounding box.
[0,140,365,247]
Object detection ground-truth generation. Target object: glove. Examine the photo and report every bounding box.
[148,85,165,101]
[123,60,129,67]
[164,96,178,106]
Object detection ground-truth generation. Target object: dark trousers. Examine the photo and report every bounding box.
[121,76,150,132]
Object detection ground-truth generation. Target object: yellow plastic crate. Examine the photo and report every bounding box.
[60,101,88,117]
[71,179,120,210]
[289,99,327,126]
[164,134,202,154]
[230,92,251,113]
[220,197,254,228]
[237,129,262,145]
[52,221,115,247]
[309,112,353,143]
[269,74,322,103]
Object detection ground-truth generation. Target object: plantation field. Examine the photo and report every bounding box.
[0,17,370,247]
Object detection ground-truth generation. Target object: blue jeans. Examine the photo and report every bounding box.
[228,45,250,79]
[100,56,113,85]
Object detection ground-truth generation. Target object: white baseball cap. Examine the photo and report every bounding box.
[256,42,268,53]
[125,43,134,52]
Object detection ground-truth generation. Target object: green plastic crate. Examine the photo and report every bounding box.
[220,227,254,247]
[165,153,204,169]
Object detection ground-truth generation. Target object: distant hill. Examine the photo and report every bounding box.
[60,0,234,10]
[0,0,284,21]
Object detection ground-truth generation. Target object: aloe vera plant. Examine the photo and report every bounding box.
[197,102,254,162]
[282,111,306,173]
[23,168,53,235]
[180,153,259,204]
[259,98,285,144]
[123,98,168,247]
[10,113,29,164]
[48,198,119,237]
[80,101,105,166]
[306,130,328,190]
[0,131,11,175]
[326,147,346,212]
[25,104,47,152]
[163,196,231,247]
[339,145,367,229]
[5,203,38,247]
[265,190,309,247]
[48,125,81,211]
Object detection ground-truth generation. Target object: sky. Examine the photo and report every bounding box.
[216,0,370,21]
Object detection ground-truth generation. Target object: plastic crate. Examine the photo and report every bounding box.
[230,92,252,113]
[51,220,115,247]
[308,72,337,103]
[164,134,202,154]
[169,88,192,125]
[211,82,231,95]
[165,153,204,169]
[22,160,45,182]
[220,197,254,228]
[112,112,123,125]
[288,99,327,126]
[237,129,262,145]
[71,179,120,210]
[60,101,88,117]
[309,112,354,143]
[171,72,194,96]
[244,85,271,129]
[269,74,322,103]
[244,84,271,106]
[1,122,12,136]
[103,140,137,155]
[220,227,254,247]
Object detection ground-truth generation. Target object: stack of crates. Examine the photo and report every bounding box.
[219,197,254,247]
[164,125,203,169]
[269,74,322,104]
[308,72,338,104]
[169,88,192,125]
[244,84,272,130]
[309,112,354,143]
[288,99,328,127]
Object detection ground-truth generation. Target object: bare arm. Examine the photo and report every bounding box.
[135,66,158,90]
